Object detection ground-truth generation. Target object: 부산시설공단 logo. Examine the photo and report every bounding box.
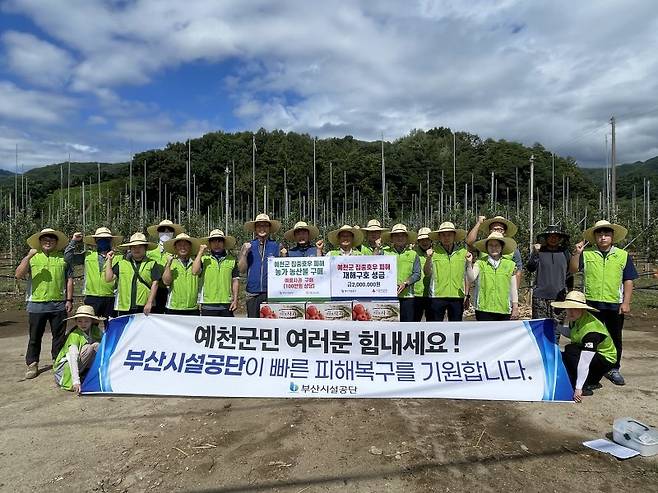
[289,382,299,392]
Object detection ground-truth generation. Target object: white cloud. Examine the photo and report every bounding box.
[2,31,75,87]
[0,81,76,124]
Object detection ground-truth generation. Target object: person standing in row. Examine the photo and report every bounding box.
[15,228,73,379]
[427,222,469,321]
[467,215,523,286]
[413,227,437,321]
[162,233,201,315]
[359,219,389,255]
[105,233,161,316]
[64,227,122,322]
[327,225,364,256]
[382,224,421,322]
[467,231,519,321]
[281,221,324,257]
[147,220,185,313]
[193,230,239,317]
[570,220,637,386]
[239,214,281,318]
[526,225,572,341]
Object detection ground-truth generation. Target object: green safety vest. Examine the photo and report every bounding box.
[429,245,467,298]
[328,249,363,256]
[414,246,431,297]
[166,258,199,310]
[83,251,116,297]
[54,326,102,390]
[360,244,391,255]
[583,247,627,304]
[115,257,156,311]
[474,257,516,314]
[199,254,237,304]
[386,248,418,298]
[147,248,167,266]
[479,251,514,262]
[570,311,617,364]
[27,252,67,302]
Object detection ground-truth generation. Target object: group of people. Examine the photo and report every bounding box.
[16,212,636,402]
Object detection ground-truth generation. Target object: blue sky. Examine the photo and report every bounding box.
[1,0,657,170]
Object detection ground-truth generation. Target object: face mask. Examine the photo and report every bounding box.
[96,238,112,252]
[159,232,173,242]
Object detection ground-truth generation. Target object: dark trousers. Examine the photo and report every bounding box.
[151,287,168,314]
[591,309,624,369]
[399,298,415,322]
[246,293,268,318]
[413,297,432,321]
[562,343,614,388]
[475,310,510,321]
[117,308,143,316]
[26,311,67,365]
[430,298,464,321]
[200,308,234,317]
[165,308,200,316]
[84,296,116,327]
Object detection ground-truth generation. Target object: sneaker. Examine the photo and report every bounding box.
[581,388,594,396]
[605,369,626,386]
[25,362,38,379]
[584,383,603,391]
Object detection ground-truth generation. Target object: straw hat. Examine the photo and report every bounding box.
[416,227,438,241]
[119,232,157,250]
[435,222,467,242]
[583,220,627,244]
[382,223,417,244]
[328,225,364,247]
[284,221,320,243]
[537,225,569,245]
[84,227,122,247]
[473,231,517,255]
[479,216,518,238]
[551,291,599,312]
[361,219,389,232]
[147,219,185,238]
[164,233,201,255]
[65,304,105,322]
[27,228,68,251]
[202,229,237,250]
[244,213,282,234]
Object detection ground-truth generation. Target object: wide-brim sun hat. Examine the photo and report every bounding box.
[416,227,438,241]
[328,225,364,248]
[284,221,320,243]
[118,232,158,250]
[583,220,627,244]
[202,229,237,250]
[361,219,389,232]
[64,304,105,323]
[84,227,122,247]
[435,222,467,242]
[480,216,518,238]
[381,224,417,244]
[551,291,599,312]
[537,225,569,245]
[27,228,68,251]
[244,213,282,234]
[164,233,201,255]
[473,231,517,255]
[147,219,185,238]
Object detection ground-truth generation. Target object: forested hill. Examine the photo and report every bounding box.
[1,128,599,216]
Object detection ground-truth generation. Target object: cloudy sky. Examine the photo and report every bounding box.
[1,0,657,170]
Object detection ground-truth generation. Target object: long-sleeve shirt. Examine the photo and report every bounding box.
[526,248,571,299]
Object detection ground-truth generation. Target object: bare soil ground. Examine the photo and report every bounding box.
[1,302,657,493]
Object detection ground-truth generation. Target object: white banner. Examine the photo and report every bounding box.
[330,255,398,299]
[267,257,331,301]
[82,315,573,401]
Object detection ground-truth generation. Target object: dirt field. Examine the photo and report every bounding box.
[1,304,657,493]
